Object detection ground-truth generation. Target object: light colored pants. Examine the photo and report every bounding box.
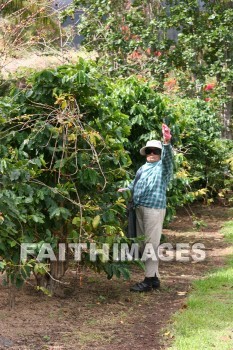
[135,206,166,278]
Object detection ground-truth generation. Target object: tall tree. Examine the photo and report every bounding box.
[63,0,233,138]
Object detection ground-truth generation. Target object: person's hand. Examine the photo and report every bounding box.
[117,188,128,192]
[162,123,172,143]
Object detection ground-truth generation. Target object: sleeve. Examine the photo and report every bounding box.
[127,180,135,192]
[127,166,143,191]
[161,144,173,183]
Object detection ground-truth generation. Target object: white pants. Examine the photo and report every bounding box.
[135,206,166,278]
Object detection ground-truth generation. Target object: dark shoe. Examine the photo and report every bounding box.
[130,277,160,292]
[130,281,152,292]
[151,277,160,289]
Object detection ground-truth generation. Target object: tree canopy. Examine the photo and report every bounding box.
[62,0,233,138]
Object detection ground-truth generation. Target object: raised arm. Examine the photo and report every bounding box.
[161,124,173,183]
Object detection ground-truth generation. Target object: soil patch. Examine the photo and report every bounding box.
[0,204,232,350]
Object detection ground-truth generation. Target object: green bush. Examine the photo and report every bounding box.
[0,59,231,289]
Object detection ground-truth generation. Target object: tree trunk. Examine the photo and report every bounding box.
[35,254,69,296]
[221,83,233,140]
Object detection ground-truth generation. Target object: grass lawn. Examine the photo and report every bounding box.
[168,218,233,350]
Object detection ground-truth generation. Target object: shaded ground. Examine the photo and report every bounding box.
[0,204,232,350]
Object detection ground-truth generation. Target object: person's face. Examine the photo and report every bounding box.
[145,147,161,163]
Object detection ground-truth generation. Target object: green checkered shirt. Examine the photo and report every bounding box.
[128,144,173,209]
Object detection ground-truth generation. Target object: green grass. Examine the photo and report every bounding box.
[220,220,233,244]
[168,219,233,350]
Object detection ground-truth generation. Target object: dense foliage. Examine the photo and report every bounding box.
[0,59,134,289]
[63,0,233,138]
[0,59,232,292]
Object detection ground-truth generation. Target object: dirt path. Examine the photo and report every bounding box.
[0,204,232,350]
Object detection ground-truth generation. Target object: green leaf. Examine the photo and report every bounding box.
[30,214,45,223]
[0,261,6,270]
[9,170,21,181]
[10,240,17,247]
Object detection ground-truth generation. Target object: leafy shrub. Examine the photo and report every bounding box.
[0,59,231,290]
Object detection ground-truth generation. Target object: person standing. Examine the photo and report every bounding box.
[118,124,173,292]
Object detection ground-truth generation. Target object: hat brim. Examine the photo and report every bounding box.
[140,147,147,156]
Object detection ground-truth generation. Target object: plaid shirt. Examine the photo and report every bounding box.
[128,144,173,209]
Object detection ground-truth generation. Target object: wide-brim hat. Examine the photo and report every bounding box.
[140,140,162,155]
